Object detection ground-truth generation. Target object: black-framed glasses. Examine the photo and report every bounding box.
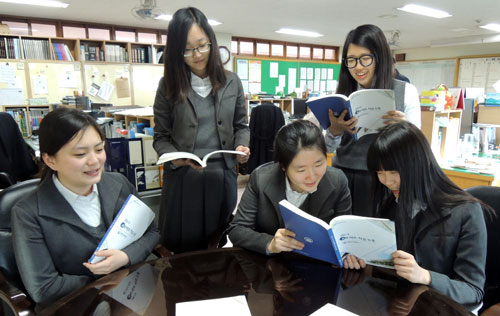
[183,42,211,57]
[344,54,374,69]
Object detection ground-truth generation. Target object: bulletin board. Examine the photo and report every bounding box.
[234,57,340,95]
[131,64,163,106]
[457,56,500,94]
[395,59,457,93]
[28,61,83,104]
[0,60,29,105]
[82,63,132,106]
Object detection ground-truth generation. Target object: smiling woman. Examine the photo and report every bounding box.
[228,120,352,256]
[11,108,160,309]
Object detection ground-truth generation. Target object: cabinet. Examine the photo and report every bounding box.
[421,109,462,161]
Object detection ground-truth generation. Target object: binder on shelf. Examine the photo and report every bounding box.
[127,138,143,166]
[140,135,158,165]
[105,137,127,175]
[128,165,161,192]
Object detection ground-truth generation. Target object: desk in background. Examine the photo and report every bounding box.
[41,248,474,316]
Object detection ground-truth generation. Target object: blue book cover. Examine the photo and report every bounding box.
[279,199,397,269]
[306,94,353,130]
[279,200,343,267]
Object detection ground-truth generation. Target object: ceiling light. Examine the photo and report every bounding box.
[480,23,500,33]
[276,28,323,38]
[155,14,222,26]
[0,0,69,8]
[397,4,451,18]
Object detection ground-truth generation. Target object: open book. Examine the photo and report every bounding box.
[156,150,247,168]
[89,194,155,264]
[279,199,396,269]
[306,89,395,138]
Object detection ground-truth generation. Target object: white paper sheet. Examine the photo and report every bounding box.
[270,62,279,78]
[176,296,251,316]
[97,81,114,101]
[33,75,48,94]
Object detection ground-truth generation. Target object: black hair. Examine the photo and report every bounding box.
[337,24,394,96]
[273,120,327,170]
[367,121,482,250]
[163,7,226,104]
[38,107,104,180]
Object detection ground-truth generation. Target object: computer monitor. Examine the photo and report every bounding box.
[292,98,308,119]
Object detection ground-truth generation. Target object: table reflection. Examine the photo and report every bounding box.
[39,248,473,316]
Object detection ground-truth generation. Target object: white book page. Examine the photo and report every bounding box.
[280,199,331,230]
[310,303,359,316]
[156,152,202,166]
[89,195,155,263]
[329,215,396,269]
[176,296,251,316]
[349,89,395,137]
[201,150,246,165]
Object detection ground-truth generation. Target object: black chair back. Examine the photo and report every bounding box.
[0,172,14,189]
[0,178,40,291]
[466,186,500,281]
[245,103,285,174]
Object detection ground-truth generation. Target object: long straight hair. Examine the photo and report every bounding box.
[336,24,394,96]
[367,121,481,250]
[163,7,226,104]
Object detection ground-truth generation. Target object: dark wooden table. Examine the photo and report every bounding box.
[39,248,473,316]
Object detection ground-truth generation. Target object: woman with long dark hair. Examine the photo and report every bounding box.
[153,7,250,253]
[11,108,159,308]
[229,120,351,255]
[361,121,486,306]
[326,24,421,216]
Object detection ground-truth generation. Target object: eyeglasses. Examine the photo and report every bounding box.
[183,42,211,57]
[344,54,374,69]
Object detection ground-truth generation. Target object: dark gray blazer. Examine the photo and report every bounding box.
[228,162,352,254]
[413,202,486,306]
[153,71,250,169]
[11,172,160,305]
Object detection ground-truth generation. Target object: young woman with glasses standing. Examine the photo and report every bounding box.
[326,24,421,216]
[153,7,250,253]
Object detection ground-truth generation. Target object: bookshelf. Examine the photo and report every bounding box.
[1,35,164,65]
[421,109,462,161]
[0,104,53,137]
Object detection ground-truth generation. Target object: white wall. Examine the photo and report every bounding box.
[394,42,500,60]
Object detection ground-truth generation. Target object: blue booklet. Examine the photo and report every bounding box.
[306,89,395,138]
[279,199,397,268]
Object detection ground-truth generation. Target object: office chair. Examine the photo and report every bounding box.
[244,103,285,175]
[464,186,500,315]
[291,98,308,120]
[0,172,14,190]
[0,178,39,316]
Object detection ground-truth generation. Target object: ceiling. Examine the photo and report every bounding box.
[2,0,500,49]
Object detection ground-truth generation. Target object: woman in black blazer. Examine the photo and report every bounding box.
[11,108,159,308]
[229,120,352,255]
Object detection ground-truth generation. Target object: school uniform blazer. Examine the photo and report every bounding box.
[11,172,160,305]
[228,162,352,254]
[412,202,486,306]
[153,71,250,169]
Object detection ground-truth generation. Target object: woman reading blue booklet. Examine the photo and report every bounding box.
[278,199,396,268]
[306,89,395,138]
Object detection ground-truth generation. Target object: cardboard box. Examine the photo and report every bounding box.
[0,24,10,35]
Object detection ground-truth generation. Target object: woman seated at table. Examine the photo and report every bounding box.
[11,108,160,308]
[228,120,352,255]
[346,121,486,306]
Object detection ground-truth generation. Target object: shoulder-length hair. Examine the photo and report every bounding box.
[163,7,226,104]
[39,107,104,181]
[274,120,327,170]
[336,24,394,96]
[367,121,482,243]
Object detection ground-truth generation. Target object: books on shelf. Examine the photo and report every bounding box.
[51,42,74,61]
[306,89,396,138]
[21,38,50,60]
[279,199,397,269]
[156,150,247,168]
[0,36,22,59]
[88,194,155,264]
